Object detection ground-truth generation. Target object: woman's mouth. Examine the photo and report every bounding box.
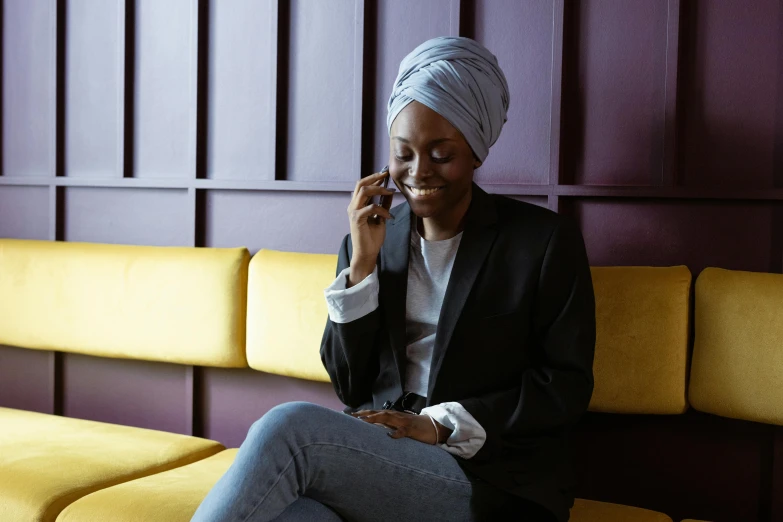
[406,185,444,198]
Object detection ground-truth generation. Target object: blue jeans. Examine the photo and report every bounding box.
[192,402,552,522]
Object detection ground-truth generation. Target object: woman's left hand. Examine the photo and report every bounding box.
[350,410,442,445]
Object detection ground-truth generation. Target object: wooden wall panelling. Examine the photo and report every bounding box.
[562,0,669,187]
[0,186,50,239]
[206,0,277,180]
[64,0,125,179]
[471,0,555,186]
[203,190,349,254]
[132,0,198,179]
[63,187,191,246]
[62,354,192,435]
[2,0,57,178]
[200,368,343,448]
[661,0,681,187]
[678,0,783,189]
[367,0,457,173]
[0,346,56,414]
[569,199,774,276]
[284,0,363,182]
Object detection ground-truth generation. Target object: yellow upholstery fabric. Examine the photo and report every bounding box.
[57,449,237,522]
[571,499,672,521]
[0,407,223,522]
[689,268,783,425]
[589,266,691,414]
[0,239,249,367]
[246,250,335,382]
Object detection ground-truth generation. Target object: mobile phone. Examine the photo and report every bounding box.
[369,165,391,225]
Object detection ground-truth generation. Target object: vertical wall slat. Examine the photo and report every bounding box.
[369,0,454,172]
[351,0,365,181]
[449,0,461,37]
[132,0,198,179]
[204,0,277,180]
[2,0,57,178]
[548,0,565,212]
[285,0,361,182]
[661,0,681,187]
[472,0,555,186]
[64,0,125,178]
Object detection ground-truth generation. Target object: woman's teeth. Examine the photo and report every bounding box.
[408,186,442,196]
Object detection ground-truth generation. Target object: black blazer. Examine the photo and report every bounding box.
[320,183,596,522]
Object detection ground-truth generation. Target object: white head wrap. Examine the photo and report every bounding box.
[387,36,510,162]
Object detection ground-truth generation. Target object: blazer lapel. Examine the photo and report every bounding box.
[427,184,498,403]
[379,200,412,391]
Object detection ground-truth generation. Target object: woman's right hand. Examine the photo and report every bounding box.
[346,170,396,287]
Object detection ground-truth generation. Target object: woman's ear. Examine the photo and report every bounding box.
[473,161,482,169]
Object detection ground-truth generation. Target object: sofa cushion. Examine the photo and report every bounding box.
[57,449,237,522]
[571,499,672,521]
[0,239,249,367]
[589,266,691,414]
[0,407,223,522]
[689,268,783,425]
[246,250,334,382]
[56,450,672,522]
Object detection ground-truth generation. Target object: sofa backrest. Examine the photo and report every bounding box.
[589,266,692,414]
[0,239,250,367]
[689,267,783,425]
[246,249,335,382]
[246,251,694,416]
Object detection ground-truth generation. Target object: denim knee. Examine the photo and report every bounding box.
[245,401,325,447]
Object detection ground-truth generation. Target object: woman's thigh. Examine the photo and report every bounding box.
[240,402,501,522]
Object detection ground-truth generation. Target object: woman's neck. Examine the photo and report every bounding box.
[416,190,472,241]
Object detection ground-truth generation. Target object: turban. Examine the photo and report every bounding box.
[387,36,510,162]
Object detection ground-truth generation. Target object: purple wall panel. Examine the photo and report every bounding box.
[567,0,668,186]
[0,346,54,414]
[62,353,190,434]
[510,195,548,208]
[204,190,350,254]
[133,0,197,179]
[370,0,455,171]
[570,199,773,276]
[680,0,783,188]
[0,186,50,239]
[65,0,124,178]
[285,0,361,182]
[207,0,276,180]
[201,368,343,448]
[2,0,56,177]
[473,0,554,185]
[64,187,190,246]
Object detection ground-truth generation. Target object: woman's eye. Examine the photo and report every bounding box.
[431,156,453,164]
[395,155,412,162]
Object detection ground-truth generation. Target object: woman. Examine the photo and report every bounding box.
[193,36,595,522]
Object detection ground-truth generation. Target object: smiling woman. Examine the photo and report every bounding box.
[193,37,595,522]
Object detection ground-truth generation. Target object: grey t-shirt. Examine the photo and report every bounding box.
[404,221,463,396]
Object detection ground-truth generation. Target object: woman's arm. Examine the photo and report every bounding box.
[320,233,383,408]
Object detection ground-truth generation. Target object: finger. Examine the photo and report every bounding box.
[352,203,393,224]
[349,184,395,210]
[388,426,408,439]
[352,171,391,199]
[349,410,380,417]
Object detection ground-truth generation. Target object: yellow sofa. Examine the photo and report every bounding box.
[0,238,736,521]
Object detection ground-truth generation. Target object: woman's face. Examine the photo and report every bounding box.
[388,101,477,220]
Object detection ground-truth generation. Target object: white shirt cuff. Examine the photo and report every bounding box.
[323,266,380,324]
[420,402,486,459]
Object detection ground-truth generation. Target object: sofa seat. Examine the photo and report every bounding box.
[57,448,672,522]
[57,449,237,521]
[571,498,672,522]
[0,407,223,522]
